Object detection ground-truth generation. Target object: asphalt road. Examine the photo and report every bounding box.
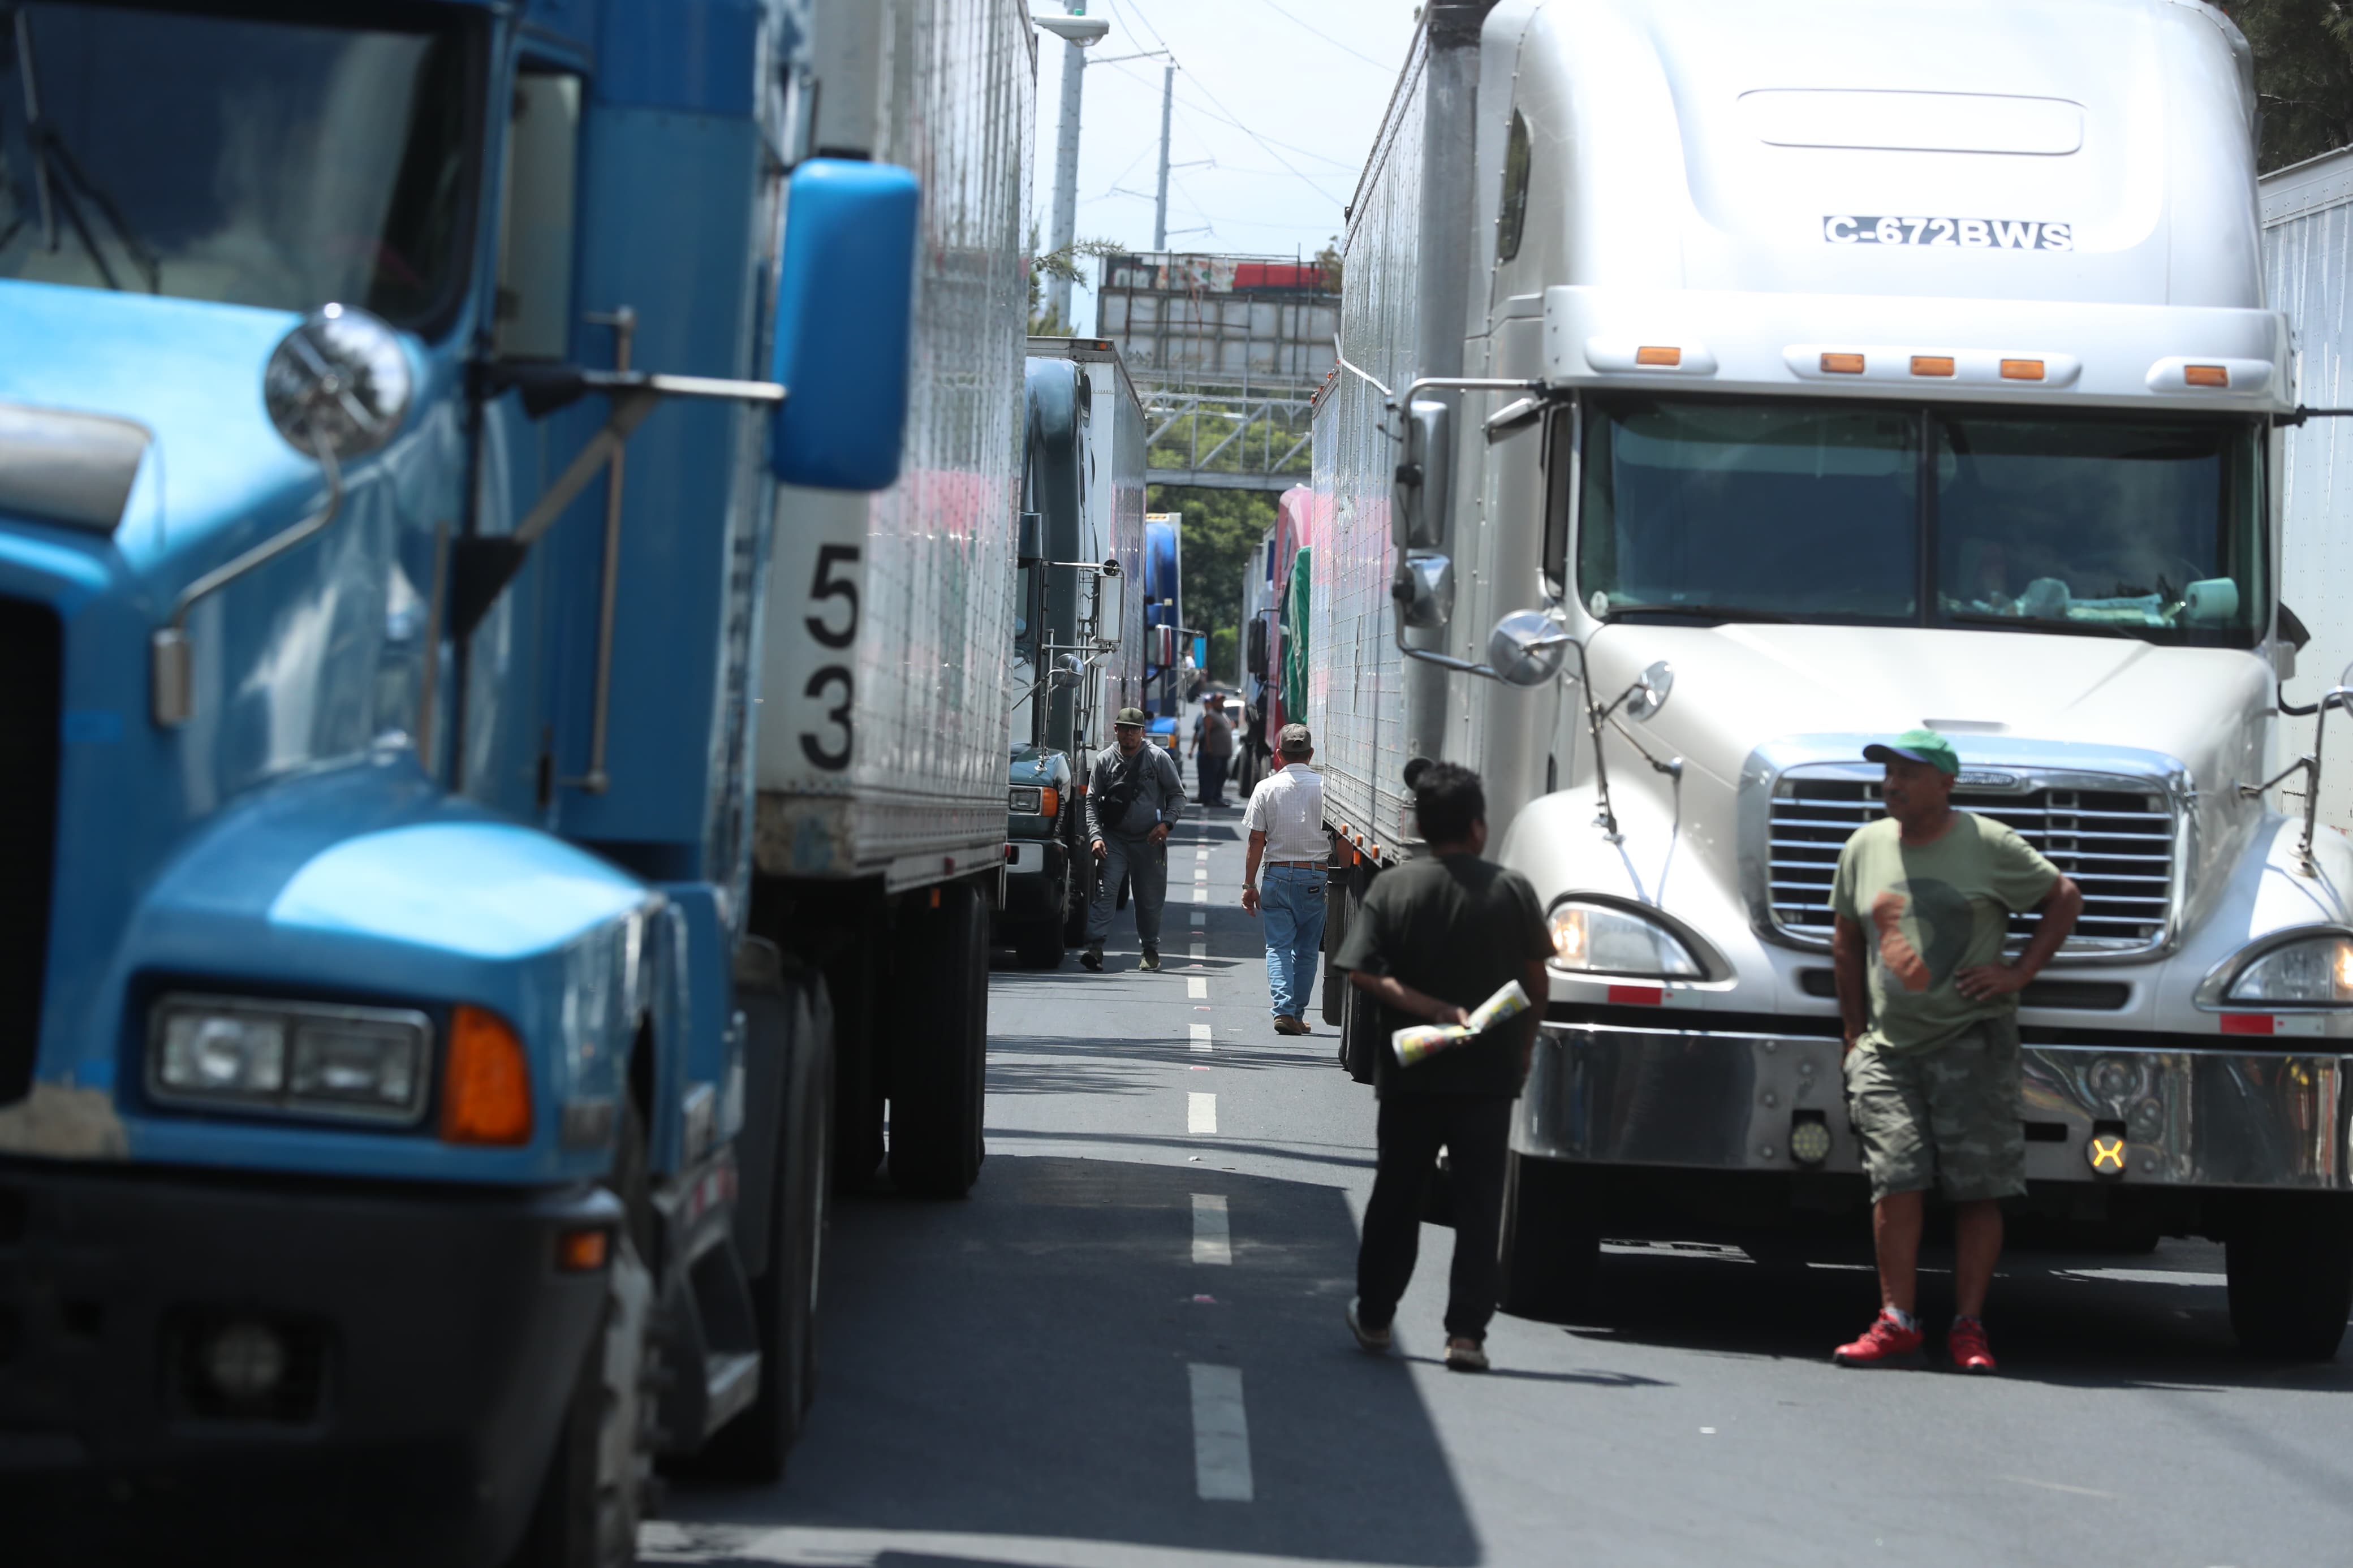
[652,810,2353,1568]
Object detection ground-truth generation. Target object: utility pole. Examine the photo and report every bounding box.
[1153,64,1174,252]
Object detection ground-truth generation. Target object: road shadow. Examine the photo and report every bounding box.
[664,1155,1484,1565]
[1541,1235,2351,1394]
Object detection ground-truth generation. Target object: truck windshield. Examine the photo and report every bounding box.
[1577,399,2266,646]
[0,3,473,330]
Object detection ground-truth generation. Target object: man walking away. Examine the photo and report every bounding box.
[1083,707,1187,973]
[1241,723,1326,1035]
[1190,692,1235,809]
[1335,763,1552,1372]
[1830,730,2082,1374]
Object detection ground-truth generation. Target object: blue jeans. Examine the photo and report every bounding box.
[1261,863,1326,1019]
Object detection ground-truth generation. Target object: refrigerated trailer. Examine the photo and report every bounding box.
[1313,0,2353,1357]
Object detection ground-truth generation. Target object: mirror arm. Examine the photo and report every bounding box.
[152,430,343,726]
[1568,633,1622,842]
[449,373,790,641]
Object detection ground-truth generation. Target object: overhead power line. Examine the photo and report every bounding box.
[1261,0,1395,72]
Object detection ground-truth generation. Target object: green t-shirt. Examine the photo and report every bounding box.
[1830,811,2058,1054]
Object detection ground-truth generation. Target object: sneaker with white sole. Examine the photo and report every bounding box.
[1346,1299,1391,1354]
[1443,1337,1489,1372]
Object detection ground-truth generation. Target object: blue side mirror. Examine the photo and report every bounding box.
[768,159,920,491]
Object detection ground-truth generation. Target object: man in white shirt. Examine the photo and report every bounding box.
[1240,723,1328,1034]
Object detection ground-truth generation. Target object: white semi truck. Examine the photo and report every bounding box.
[1313,0,2353,1356]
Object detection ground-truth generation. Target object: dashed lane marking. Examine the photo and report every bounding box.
[1188,1091,1218,1133]
[1192,1194,1231,1264]
[1188,1364,1253,1502]
[1190,912,1205,926]
[1188,977,1208,999]
[1189,942,1207,960]
[1189,1024,1213,1052]
[1192,888,1208,903]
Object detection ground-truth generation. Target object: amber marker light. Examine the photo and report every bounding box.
[2000,358,2046,381]
[442,1005,532,1145]
[1635,345,1682,367]
[2183,364,2230,387]
[1820,352,1865,374]
[557,1228,611,1272]
[1910,356,1955,377]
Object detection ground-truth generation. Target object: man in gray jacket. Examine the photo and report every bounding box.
[1084,707,1187,971]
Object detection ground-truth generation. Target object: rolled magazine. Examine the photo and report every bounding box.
[1391,980,1532,1066]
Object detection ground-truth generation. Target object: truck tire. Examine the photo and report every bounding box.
[1322,869,1351,1026]
[688,986,833,1481]
[1013,915,1065,969]
[889,882,988,1197]
[508,1104,658,1568]
[1497,1151,1598,1323]
[2227,1194,2353,1360]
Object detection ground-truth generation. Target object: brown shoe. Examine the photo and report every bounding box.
[1273,1015,1308,1035]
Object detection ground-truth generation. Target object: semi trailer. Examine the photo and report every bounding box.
[1312,0,2353,1357]
[0,0,1034,1560]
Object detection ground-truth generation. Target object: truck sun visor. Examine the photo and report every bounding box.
[0,403,152,533]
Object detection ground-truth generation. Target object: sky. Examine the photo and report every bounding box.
[1029,0,1426,332]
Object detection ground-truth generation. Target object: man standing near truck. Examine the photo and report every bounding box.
[1830,731,2083,1374]
[1240,722,1326,1035]
[1190,691,1236,809]
[1336,763,1553,1372]
[1084,707,1187,972]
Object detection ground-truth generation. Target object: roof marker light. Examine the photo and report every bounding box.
[1910,356,1955,377]
[2000,358,2046,381]
[1820,352,1865,374]
[1635,345,1682,367]
[2183,364,2230,388]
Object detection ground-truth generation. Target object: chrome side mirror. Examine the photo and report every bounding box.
[1487,608,1570,687]
[264,304,413,460]
[1624,659,1674,721]
[1395,551,1454,628]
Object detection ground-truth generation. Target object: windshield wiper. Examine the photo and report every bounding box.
[1602,603,1795,624]
[3,8,160,292]
[1945,610,2141,641]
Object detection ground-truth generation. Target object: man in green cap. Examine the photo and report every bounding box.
[1081,707,1186,971]
[1828,728,2082,1375]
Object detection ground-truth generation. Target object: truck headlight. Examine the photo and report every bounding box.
[2225,935,2353,1005]
[149,994,432,1124]
[1548,900,1703,979]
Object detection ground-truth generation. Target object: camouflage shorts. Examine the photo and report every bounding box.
[1843,1017,2026,1206]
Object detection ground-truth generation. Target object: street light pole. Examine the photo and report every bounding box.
[1153,64,1173,252]
[1045,5,1093,329]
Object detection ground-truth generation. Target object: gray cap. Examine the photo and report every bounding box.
[1279,722,1312,754]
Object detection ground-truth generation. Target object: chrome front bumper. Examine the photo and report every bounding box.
[1521,1020,2351,1190]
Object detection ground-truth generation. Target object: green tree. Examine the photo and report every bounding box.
[2223,1,2353,170]
[1149,484,1275,683]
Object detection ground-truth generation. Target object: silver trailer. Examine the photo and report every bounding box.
[1313,0,2353,1356]
[752,0,1034,1197]
[2264,149,2353,832]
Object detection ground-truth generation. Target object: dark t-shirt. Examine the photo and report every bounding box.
[1332,853,1552,1098]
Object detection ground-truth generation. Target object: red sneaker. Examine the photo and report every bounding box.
[1833,1310,1925,1368]
[1947,1316,1997,1374]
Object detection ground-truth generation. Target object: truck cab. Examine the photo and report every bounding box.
[1314,0,2353,1359]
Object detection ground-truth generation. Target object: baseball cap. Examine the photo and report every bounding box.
[1114,707,1148,727]
[1279,722,1312,753]
[1863,728,1960,776]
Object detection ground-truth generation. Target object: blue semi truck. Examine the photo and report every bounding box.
[0,0,1032,1561]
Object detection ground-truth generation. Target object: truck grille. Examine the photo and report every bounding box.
[0,597,59,1107]
[1767,776,2175,953]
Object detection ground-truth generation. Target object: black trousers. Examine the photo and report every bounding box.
[1196,752,1229,805]
[1356,1094,1514,1340]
